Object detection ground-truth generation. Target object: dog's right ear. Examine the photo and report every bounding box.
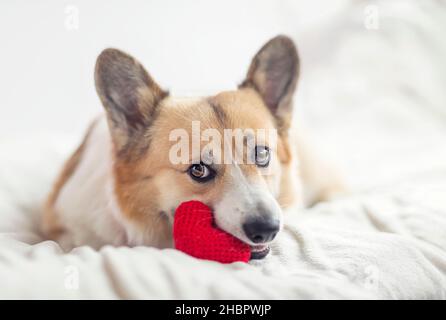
[240,35,299,133]
[95,48,168,153]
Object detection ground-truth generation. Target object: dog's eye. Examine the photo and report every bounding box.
[188,163,216,182]
[255,146,270,167]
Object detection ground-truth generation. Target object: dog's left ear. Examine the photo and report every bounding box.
[240,35,299,132]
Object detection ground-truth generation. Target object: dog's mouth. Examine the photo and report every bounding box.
[250,244,270,260]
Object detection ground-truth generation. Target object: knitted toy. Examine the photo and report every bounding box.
[173,200,251,263]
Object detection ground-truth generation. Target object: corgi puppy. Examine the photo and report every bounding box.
[43,35,344,259]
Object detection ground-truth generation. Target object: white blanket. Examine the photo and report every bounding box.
[0,0,445,299]
[0,144,445,299]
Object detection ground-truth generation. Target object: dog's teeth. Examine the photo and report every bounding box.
[250,245,269,252]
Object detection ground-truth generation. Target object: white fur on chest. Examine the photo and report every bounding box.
[55,116,130,250]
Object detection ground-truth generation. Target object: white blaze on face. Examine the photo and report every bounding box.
[212,162,283,245]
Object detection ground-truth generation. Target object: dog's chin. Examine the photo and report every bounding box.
[249,244,271,260]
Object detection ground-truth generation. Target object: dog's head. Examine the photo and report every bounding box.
[95,36,300,258]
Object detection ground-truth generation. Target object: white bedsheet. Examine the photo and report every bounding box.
[0,0,445,299]
[0,144,445,299]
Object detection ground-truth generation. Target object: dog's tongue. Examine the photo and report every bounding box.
[173,201,251,264]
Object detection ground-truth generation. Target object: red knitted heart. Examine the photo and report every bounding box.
[173,200,251,264]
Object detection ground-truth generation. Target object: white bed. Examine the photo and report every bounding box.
[0,0,445,299]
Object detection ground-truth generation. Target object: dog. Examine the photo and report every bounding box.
[42,35,344,259]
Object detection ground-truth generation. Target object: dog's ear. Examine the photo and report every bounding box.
[240,35,299,132]
[95,48,168,152]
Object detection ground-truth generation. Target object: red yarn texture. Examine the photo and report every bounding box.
[173,200,250,264]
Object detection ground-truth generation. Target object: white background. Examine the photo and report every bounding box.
[1,0,445,191]
[0,0,349,136]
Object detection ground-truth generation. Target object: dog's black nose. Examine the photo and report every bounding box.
[243,217,280,244]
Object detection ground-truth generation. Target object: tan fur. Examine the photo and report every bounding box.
[110,89,290,235]
[295,134,347,205]
[43,36,345,249]
[43,90,342,245]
